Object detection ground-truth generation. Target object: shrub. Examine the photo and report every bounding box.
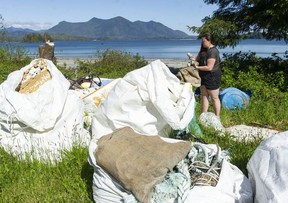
[219,51,288,130]
[0,57,30,83]
[58,49,148,80]
[221,51,288,92]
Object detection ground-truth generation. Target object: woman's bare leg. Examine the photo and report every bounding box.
[207,88,221,117]
[200,85,209,113]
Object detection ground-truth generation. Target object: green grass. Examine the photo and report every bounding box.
[0,49,288,202]
[0,147,94,203]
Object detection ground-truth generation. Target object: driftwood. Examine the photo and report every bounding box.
[38,41,57,64]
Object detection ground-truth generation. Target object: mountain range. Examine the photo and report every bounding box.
[6,16,192,40]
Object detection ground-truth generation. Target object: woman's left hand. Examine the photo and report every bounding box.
[192,64,198,69]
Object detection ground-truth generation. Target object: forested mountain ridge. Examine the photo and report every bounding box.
[46,16,189,39]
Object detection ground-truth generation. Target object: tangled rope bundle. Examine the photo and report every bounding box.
[188,143,222,188]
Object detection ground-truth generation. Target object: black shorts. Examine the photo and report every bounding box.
[199,70,222,90]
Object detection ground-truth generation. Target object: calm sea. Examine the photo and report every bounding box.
[7,39,288,59]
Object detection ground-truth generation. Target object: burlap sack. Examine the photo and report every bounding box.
[95,127,191,203]
[176,66,201,87]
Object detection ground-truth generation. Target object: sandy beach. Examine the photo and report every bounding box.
[56,57,189,69]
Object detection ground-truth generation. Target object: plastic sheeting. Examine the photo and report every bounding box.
[199,112,225,132]
[90,59,196,139]
[247,131,288,203]
[0,59,90,162]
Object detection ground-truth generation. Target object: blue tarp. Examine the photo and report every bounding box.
[219,87,251,110]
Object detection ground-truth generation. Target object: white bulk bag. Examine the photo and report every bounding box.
[185,158,253,203]
[89,59,195,202]
[91,59,195,139]
[0,59,68,131]
[88,60,253,203]
[88,135,190,203]
[247,131,288,203]
[0,59,90,162]
[89,136,253,203]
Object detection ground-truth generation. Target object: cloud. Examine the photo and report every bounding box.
[4,21,55,30]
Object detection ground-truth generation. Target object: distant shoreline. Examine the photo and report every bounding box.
[56,57,189,68]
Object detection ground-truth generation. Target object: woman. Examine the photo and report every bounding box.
[193,33,222,117]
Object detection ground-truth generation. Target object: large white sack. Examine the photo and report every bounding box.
[91,59,195,139]
[185,159,253,203]
[88,135,189,203]
[89,59,195,202]
[89,136,137,203]
[0,59,68,131]
[0,59,90,162]
[88,136,253,203]
[247,131,288,203]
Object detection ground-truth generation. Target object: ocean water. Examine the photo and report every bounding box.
[6,39,288,59]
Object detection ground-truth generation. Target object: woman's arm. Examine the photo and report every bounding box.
[194,58,216,71]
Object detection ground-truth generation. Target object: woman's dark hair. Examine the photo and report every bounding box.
[201,33,214,44]
[200,43,208,52]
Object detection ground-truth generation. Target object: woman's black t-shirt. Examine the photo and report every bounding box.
[198,47,222,90]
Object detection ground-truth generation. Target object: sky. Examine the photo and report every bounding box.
[0,0,218,35]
